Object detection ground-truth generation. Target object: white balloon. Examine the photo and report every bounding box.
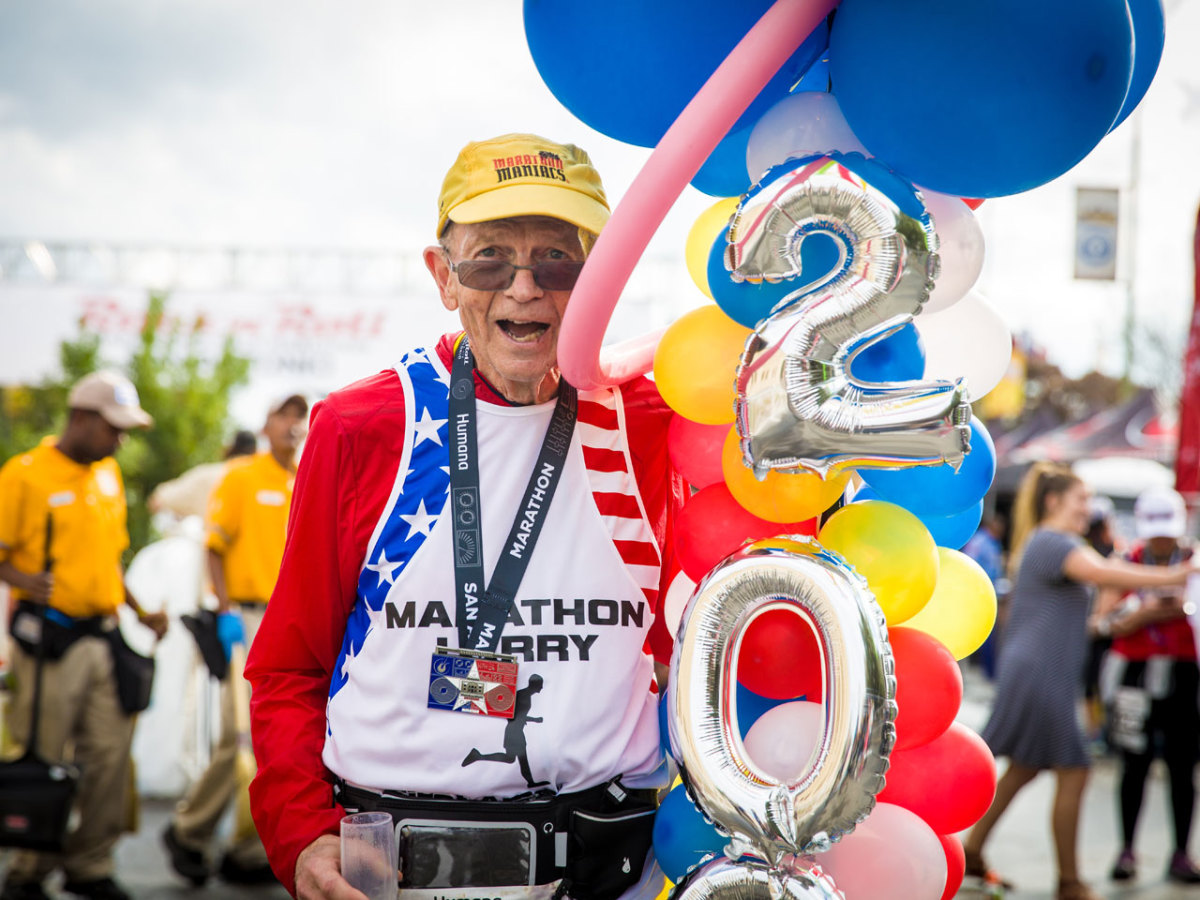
[745,93,868,185]
[916,290,1012,400]
[921,190,985,314]
[816,803,947,900]
[743,701,824,782]
[662,569,697,639]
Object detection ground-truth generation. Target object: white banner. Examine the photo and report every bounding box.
[1074,186,1120,281]
[0,286,458,425]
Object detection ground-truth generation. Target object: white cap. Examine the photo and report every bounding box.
[1134,485,1188,540]
[67,370,153,429]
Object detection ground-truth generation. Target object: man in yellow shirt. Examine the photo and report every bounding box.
[162,393,307,887]
[0,370,168,900]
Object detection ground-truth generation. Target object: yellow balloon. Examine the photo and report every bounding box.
[685,196,741,298]
[903,547,998,660]
[653,305,751,425]
[721,428,850,523]
[818,501,939,626]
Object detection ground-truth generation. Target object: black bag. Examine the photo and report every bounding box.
[0,514,81,852]
[181,609,229,681]
[566,799,657,900]
[105,626,156,715]
[0,753,80,852]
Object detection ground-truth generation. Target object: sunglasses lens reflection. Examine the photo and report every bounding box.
[455,260,584,291]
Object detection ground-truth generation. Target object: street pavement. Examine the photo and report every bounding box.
[3,665,1199,898]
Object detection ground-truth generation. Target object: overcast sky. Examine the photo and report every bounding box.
[1,1,1199,385]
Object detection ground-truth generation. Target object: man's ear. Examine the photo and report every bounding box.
[424,245,458,312]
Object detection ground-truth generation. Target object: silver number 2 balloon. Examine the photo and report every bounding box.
[731,153,972,479]
[668,538,896,897]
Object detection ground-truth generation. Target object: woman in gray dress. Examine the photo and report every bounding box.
[963,463,1198,900]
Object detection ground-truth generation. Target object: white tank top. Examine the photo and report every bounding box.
[323,347,664,797]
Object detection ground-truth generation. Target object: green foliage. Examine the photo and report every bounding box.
[0,332,101,461]
[1,293,250,559]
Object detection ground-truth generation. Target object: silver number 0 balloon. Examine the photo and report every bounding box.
[731,153,972,479]
[668,538,895,894]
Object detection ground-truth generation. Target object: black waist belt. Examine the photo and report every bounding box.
[335,778,658,899]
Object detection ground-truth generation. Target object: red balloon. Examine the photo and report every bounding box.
[674,483,816,581]
[961,197,985,210]
[891,627,963,750]
[878,722,996,834]
[668,414,729,490]
[738,609,824,701]
[938,834,966,900]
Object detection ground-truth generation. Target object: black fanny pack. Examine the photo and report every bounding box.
[336,778,657,900]
[9,600,103,660]
[9,601,154,715]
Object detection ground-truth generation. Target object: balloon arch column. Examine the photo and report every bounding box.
[523,1,1163,897]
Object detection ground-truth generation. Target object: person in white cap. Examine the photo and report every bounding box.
[0,370,167,900]
[1092,485,1200,884]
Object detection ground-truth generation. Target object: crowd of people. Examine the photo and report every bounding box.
[963,466,1200,900]
[1,131,1199,900]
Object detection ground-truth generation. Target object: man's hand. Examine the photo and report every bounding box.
[24,572,54,603]
[139,610,169,640]
[295,834,375,900]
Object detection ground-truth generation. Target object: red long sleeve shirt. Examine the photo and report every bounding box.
[244,334,686,895]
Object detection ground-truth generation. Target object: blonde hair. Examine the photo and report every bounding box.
[1008,462,1082,577]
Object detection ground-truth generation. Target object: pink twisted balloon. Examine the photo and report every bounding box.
[558,0,840,390]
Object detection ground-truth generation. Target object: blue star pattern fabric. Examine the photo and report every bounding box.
[329,348,450,704]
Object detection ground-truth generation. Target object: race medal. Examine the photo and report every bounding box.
[428,647,518,719]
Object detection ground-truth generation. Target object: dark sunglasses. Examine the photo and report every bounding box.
[445,256,585,291]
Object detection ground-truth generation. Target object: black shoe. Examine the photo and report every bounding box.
[0,881,50,900]
[1110,848,1136,881]
[219,855,278,885]
[162,822,210,885]
[60,878,132,900]
[1168,851,1200,884]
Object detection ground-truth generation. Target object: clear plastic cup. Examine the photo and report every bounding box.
[341,811,398,900]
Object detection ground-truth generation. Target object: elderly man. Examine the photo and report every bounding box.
[0,370,168,900]
[246,134,685,900]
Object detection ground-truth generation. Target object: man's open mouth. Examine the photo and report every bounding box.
[497,320,550,343]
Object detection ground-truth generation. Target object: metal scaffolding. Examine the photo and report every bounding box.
[0,239,421,294]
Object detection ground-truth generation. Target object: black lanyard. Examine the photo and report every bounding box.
[449,338,577,652]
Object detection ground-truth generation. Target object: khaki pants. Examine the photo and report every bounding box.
[171,605,267,867]
[5,634,136,883]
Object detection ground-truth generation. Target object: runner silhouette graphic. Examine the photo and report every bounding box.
[461,674,549,788]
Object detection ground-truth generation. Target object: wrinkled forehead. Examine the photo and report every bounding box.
[445,215,581,252]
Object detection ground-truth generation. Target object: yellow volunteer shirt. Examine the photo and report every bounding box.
[0,438,129,617]
[206,451,293,603]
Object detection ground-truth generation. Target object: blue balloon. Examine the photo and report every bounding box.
[850,484,881,503]
[796,56,831,93]
[922,499,985,550]
[1109,0,1165,131]
[658,689,671,754]
[848,322,926,384]
[652,785,727,883]
[828,0,1134,197]
[690,123,754,198]
[735,681,792,738]
[524,1,828,148]
[861,418,996,517]
[850,485,980,547]
[706,225,842,328]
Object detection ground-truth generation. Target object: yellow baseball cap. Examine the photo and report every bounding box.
[437,133,610,237]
